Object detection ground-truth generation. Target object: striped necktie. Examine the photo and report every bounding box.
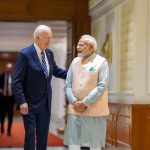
[41,51,49,78]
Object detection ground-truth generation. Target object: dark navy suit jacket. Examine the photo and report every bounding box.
[12,44,67,113]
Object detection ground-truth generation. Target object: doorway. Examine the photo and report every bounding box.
[0,20,71,127]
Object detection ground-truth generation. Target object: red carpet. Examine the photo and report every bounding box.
[0,121,64,147]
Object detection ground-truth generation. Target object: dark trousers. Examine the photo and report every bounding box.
[0,95,14,133]
[23,108,50,150]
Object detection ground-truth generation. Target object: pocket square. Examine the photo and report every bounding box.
[89,66,96,72]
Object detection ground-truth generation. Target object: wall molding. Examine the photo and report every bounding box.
[89,0,126,21]
[109,91,135,103]
[89,0,104,10]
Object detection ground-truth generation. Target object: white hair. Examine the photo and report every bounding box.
[33,25,52,40]
[80,35,97,51]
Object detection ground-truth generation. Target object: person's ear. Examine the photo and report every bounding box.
[88,45,93,51]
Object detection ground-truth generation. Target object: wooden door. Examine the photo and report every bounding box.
[132,105,150,150]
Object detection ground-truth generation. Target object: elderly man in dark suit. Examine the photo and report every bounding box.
[0,62,15,136]
[12,25,67,150]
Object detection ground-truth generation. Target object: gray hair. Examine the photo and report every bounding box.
[81,35,97,51]
[33,25,52,40]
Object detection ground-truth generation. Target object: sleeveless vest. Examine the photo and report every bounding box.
[67,54,109,116]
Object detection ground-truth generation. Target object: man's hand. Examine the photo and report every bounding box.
[74,101,86,112]
[20,103,28,115]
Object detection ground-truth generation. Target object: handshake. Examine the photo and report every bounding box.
[73,101,87,112]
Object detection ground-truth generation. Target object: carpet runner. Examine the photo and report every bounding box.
[0,121,64,147]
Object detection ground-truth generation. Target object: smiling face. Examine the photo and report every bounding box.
[33,25,53,50]
[77,39,94,58]
[36,31,52,50]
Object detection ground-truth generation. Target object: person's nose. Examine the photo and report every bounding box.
[77,47,80,52]
[77,44,81,50]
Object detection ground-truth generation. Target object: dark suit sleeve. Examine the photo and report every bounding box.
[50,51,67,79]
[12,52,27,106]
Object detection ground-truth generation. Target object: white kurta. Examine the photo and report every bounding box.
[64,53,109,149]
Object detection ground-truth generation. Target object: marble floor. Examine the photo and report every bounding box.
[0,148,67,150]
[0,117,130,150]
[0,147,130,150]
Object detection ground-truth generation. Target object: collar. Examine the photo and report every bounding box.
[34,42,43,54]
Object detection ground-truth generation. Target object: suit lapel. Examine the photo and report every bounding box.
[30,44,43,71]
[30,44,52,78]
[45,49,52,77]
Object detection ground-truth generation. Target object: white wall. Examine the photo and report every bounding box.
[89,0,150,104]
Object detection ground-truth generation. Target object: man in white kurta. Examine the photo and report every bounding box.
[64,35,109,150]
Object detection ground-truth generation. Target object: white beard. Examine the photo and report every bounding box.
[77,53,86,58]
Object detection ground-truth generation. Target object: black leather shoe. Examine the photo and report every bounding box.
[81,147,90,150]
